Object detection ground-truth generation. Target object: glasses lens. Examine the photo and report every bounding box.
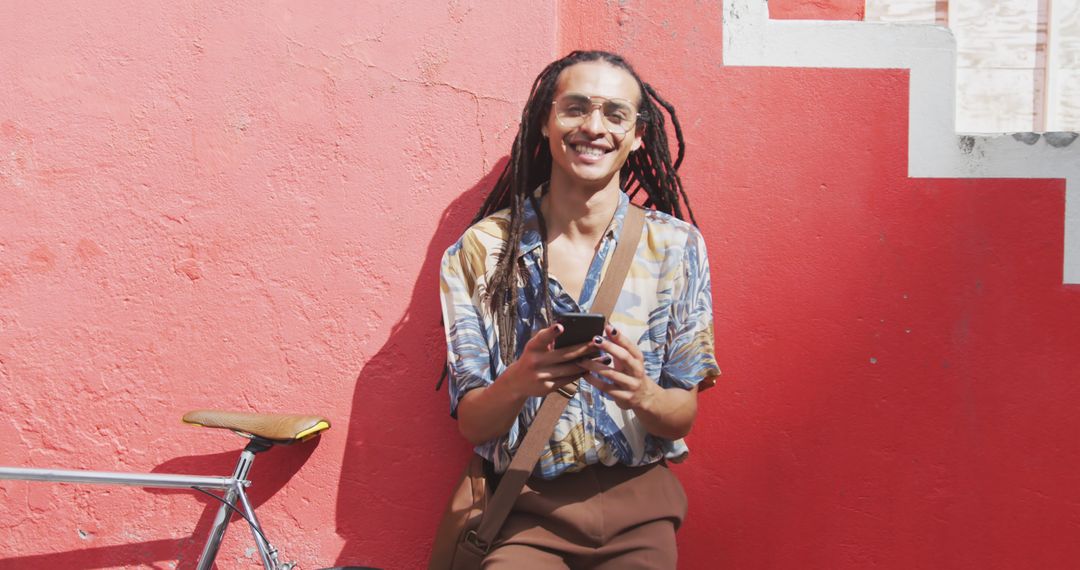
[601,99,635,134]
[555,95,590,125]
[555,96,637,134]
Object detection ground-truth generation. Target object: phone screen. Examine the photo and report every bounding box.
[553,312,606,349]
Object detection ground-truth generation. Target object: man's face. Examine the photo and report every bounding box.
[544,61,644,190]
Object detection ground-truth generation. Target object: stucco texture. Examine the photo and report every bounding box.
[2,1,1079,569]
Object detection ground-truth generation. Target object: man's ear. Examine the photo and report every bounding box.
[630,124,645,151]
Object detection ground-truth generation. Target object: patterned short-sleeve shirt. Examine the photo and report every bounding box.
[439,190,721,480]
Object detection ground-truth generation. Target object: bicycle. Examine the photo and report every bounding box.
[0,409,377,570]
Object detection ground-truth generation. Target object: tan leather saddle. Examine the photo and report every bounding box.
[182,410,330,443]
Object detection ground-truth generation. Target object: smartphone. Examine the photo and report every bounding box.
[553,312,606,349]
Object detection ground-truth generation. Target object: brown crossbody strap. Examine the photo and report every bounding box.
[473,205,647,550]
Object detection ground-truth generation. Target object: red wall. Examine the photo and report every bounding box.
[3,1,1079,569]
[770,0,866,20]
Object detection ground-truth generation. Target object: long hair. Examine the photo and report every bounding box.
[473,50,698,364]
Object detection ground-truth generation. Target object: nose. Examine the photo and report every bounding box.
[580,106,606,136]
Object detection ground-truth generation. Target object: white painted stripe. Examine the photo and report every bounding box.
[723,0,1080,284]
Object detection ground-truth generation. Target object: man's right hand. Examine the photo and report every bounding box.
[500,323,598,397]
[456,323,601,445]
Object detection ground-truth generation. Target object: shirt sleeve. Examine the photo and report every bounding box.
[659,226,721,391]
[439,236,497,417]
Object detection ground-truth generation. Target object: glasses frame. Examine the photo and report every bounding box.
[550,94,643,136]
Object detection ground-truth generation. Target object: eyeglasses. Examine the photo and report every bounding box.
[551,94,642,135]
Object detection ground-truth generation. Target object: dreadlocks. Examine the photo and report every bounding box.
[472,50,698,364]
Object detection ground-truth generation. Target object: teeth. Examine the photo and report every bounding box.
[573,144,606,157]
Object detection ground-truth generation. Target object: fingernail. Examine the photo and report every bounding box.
[555,324,564,334]
[609,327,618,337]
[601,355,613,365]
[593,335,604,345]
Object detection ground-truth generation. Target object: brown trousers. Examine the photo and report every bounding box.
[482,462,688,569]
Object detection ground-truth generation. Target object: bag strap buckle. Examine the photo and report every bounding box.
[556,381,579,399]
[465,529,491,554]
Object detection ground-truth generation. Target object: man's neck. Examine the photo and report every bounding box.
[542,174,621,244]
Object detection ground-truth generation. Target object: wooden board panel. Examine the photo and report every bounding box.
[865,0,941,22]
[950,0,1043,69]
[1047,0,1080,129]
[956,67,1040,132]
[857,1,1077,131]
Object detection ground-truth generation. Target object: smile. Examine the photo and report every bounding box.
[571,143,612,159]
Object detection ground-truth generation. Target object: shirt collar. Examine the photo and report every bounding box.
[518,187,631,259]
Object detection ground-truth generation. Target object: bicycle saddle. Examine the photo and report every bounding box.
[182,410,330,443]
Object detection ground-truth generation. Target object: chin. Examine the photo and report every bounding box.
[561,164,612,183]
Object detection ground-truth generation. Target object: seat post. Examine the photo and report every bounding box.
[196,438,273,570]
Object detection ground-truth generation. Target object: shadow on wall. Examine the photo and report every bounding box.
[0,439,319,569]
[334,160,507,569]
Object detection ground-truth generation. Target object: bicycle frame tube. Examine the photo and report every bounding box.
[0,466,242,490]
[237,478,281,569]
[197,448,255,570]
[0,451,288,569]
[196,443,290,570]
